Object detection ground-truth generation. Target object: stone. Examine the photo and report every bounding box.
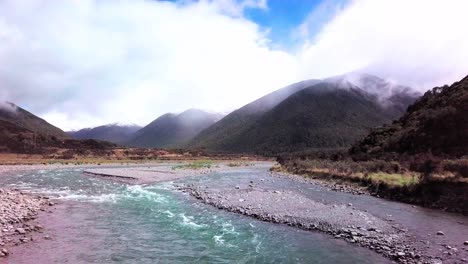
[436,231,445,236]
[397,252,405,257]
[15,228,26,234]
[1,248,8,255]
[464,241,468,245]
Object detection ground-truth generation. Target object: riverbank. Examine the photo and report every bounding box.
[276,157,468,215]
[0,189,53,259]
[181,168,468,264]
[1,162,467,263]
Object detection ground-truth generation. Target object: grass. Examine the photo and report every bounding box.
[366,172,419,187]
[172,160,214,170]
[226,162,251,167]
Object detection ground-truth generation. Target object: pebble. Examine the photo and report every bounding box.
[437,231,445,236]
[15,228,26,234]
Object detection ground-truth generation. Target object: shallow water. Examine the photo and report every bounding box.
[1,165,394,263]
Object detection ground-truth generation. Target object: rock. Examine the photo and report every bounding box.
[235,186,240,189]
[15,228,26,234]
[397,252,405,257]
[273,191,281,194]
[436,231,445,236]
[44,235,51,240]
[238,199,245,202]
[464,241,468,245]
[1,248,8,255]
[347,203,352,207]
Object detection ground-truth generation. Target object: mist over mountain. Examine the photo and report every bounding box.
[188,79,321,151]
[0,102,68,139]
[351,75,468,158]
[69,123,141,144]
[127,109,223,148]
[189,74,420,155]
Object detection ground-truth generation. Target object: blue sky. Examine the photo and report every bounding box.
[244,0,326,48]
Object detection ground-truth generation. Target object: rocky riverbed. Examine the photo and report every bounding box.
[0,189,52,258]
[180,169,468,264]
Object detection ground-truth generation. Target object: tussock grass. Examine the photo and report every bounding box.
[367,172,419,187]
[172,160,214,170]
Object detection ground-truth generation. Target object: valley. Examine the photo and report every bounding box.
[0,73,466,264]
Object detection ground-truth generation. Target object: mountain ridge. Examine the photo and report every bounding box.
[189,74,420,154]
[127,109,223,148]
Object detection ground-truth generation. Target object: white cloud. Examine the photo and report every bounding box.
[0,0,297,130]
[0,0,467,130]
[297,0,468,89]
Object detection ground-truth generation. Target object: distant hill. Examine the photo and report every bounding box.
[0,117,114,154]
[189,74,420,155]
[0,102,68,139]
[127,109,223,148]
[351,75,468,158]
[188,79,321,150]
[69,123,141,144]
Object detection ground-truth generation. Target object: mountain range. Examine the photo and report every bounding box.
[189,74,420,154]
[2,73,426,155]
[126,109,223,148]
[69,123,141,144]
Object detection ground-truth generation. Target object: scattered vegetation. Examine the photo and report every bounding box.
[172,160,214,170]
[278,155,468,214]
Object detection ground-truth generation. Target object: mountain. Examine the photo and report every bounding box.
[189,74,420,155]
[127,109,223,148]
[0,103,114,154]
[0,102,68,139]
[351,75,468,158]
[69,123,141,144]
[188,79,321,150]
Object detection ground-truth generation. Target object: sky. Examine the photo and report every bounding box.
[0,0,467,130]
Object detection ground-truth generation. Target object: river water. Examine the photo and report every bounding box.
[4,164,463,263]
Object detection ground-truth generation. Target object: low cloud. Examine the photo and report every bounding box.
[297,0,468,89]
[0,0,466,130]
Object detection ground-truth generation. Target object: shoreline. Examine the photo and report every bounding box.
[1,162,467,263]
[181,169,468,264]
[183,185,423,263]
[0,188,54,260]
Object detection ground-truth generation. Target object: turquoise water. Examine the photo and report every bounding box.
[1,166,389,263]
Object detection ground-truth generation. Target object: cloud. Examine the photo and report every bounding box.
[297,0,468,89]
[0,0,297,130]
[0,0,467,130]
